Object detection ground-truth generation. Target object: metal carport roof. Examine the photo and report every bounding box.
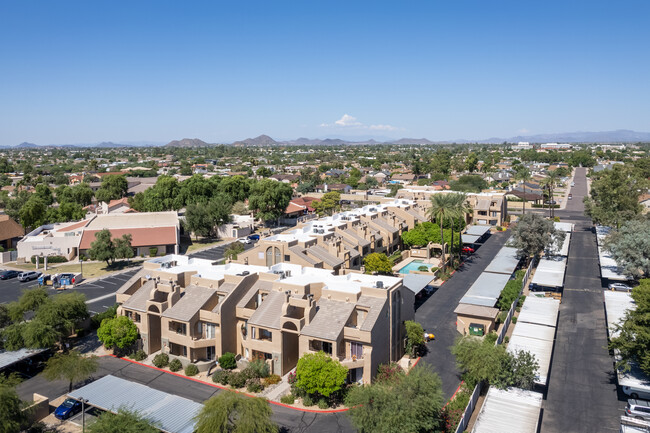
[459,272,511,307]
[472,387,543,433]
[517,296,560,327]
[465,225,491,237]
[462,234,481,244]
[484,246,520,275]
[68,375,202,433]
[530,256,567,289]
[0,348,47,371]
[402,274,435,294]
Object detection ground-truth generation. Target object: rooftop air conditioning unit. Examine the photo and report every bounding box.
[241,271,250,276]
[376,281,384,289]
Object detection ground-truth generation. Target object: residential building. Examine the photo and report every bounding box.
[116,255,414,383]
[0,215,23,250]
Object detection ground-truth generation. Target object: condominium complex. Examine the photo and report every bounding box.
[117,254,414,384]
[235,199,428,273]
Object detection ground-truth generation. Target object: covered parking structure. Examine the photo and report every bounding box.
[596,226,631,282]
[68,375,202,433]
[484,246,520,275]
[459,272,511,308]
[472,387,543,433]
[462,225,491,245]
[530,256,567,291]
[402,273,436,298]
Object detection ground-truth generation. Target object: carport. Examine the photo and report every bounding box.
[484,246,520,275]
[68,375,202,433]
[473,387,543,433]
[462,225,491,245]
[530,256,567,291]
[402,274,436,296]
[459,272,511,307]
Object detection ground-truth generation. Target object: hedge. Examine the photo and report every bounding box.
[31,255,68,264]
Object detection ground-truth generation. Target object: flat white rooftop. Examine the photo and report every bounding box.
[472,387,543,433]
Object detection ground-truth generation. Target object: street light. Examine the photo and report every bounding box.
[79,257,83,278]
[78,397,88,433]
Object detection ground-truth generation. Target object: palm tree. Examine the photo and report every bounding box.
[427,193,454,272]
[515,167,532,215]
[546,170,560,219]
[452,193,471,262]
[539,177,552,218]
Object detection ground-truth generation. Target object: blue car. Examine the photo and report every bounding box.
[54,398,82,420]
[247,234,260,241]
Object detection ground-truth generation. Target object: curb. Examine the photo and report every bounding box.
[443,381,465,409]
[105,355,350,413]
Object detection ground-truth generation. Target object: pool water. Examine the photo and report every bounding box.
[399,260,434,274]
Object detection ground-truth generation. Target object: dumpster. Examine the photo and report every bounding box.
[57,273,82,288]
[468,323,485,336]
[38,274,52,286]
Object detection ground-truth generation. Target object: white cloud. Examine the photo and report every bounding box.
[518,128,530,134]
[334,114,362,127]
[321,114,400,132]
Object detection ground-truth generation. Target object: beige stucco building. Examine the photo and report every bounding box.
[117,255,414,383]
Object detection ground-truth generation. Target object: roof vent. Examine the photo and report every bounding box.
[376,281,384,289]
[241,271,250,276]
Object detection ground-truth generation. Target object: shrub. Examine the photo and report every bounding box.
[280,394,295,405]
[302,394,314,407]
[318,398,329,409]
[218,352,237,370]
[133,350,147,361]
[31,255,67,264]
[553,216,561,222]
[496,226,503,231]
[497,311,507,324]
[264,374,281,385]
[169,358,182,372]
[375,362,404,385]
[484,332,498,345]
[91,304,118,329]
[149,247,158,257]
[430,266,439,273]
[228,372,247,389]
[240,367,256,382]
[417,265,429,272]
[512,317,518,324]
[152,353,169,368]
[184,364,199,376]
[246,378,263,393]
[248,359,270,378]
[212,369,231,385]
[504,336,510,344]
[287,371,297,384]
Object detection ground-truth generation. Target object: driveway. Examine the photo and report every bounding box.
[17,356,355,433]
[188,239,256,261]
[540,167,625,432]
[415,231,510,399]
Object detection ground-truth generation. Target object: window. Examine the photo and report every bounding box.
[350,342,363,359]
[322,341,332,355]
[134,313,141,323]
[206,346,215,360]
[170,322,187,335]
[284,255,291,262]
[258,328,272,342]
[478,211,487,216]
[490,211,498,217]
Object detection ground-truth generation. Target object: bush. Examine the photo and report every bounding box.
[375,362,404,385]
[553,216,561,222]
[31,255,67,264]
[430,266,439,273]
[484,332,498,345]
[287,371,297,384]
[149,247,158,257]
[280,394,295,405]
[504,336,510,344]
[302,394,314,407]
[218,352,237,370]
[417,265,429,272]
[318,398,330,409]
[248,359,270,378]
[496,226,503,231]
[228,372,247,389]
[497,311,507,324]
[91,304,118,329]
[246,378,263,393]
[133,350,147,361]
[512,317,518,324]
[169,358,182,372]
[152,353,169,368]
[212,369,231,385]
[240,367,256,382]
[264,374,281,385]
[185,364,199,376]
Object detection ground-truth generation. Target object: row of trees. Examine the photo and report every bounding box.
[426,193,471,272]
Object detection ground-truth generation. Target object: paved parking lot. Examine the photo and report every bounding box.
[188,239,256,261]
[0,268,140,314]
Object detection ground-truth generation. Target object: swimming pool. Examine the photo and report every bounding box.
[398,260,435,274]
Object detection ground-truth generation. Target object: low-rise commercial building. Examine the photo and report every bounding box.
[117,254,414,383]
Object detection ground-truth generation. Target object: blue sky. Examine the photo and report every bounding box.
[1,1,649,144]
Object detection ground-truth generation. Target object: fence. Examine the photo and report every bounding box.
[495,256,537,345]
[454,381,484,433]
[0,251,17,264]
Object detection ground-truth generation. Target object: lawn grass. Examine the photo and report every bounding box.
[15,259,144,279]
[183,238,225,254]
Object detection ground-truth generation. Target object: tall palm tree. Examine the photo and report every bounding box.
[427,193,455,272]
[546,170,560,219]
[452,193,471,263]
[515,167,532,215]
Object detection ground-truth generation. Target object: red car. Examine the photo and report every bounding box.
[462,247,475,254]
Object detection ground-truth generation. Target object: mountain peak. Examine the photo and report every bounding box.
[232,135,278,146]
[164,138,211,147]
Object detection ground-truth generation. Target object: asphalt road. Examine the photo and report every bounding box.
[415,230,510,399]
[17,356,356,433]
[188,239,256,261]
[540,167,624,433]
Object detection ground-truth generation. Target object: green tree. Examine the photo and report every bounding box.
[224,241,245,261]
[114,234,134,261]
[184,203,216,239]
[57,201,86,221]
[510,213,563,260]
[584,164,646,229]
[256,167,273,178]
[345,364,444,433]
[88,408,159,433]
[363,253,393,275]
[295,351,348,398]
[19,196,47,230]
[42,350,98,392]
[312,191,341,216]
[401,228,428,248]
[194,391,277,433]
[609,279,650,375]
[404,320,425,358]
[97,316,139,350]
[603,219,650,279]
[247,179,293,223]
[34,292,89,347]
[95,174,128,202]
[465,152,479,172]
[427,193,455,272]
[514,167,532,215]
[131,175,183,211]
[448,175,488,193]
[35,184,54,205]
[231,201,248,215]
[88,229,116,265]
[0,383,25,433]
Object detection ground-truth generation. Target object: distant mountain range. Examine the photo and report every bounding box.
[4,129,650,149]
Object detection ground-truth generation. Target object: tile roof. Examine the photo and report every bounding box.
[0,215,24,241]
[121,280,156,312]
[307,245,344,268]
[236,280,275,309]
[79,226,177,249]
[162,285,217,322]
[356,295,386,332]
[339,229,371,247]
[288,246,320,266]
[301,299,355,341]
[57,219,92,232]
[248,291,286,329]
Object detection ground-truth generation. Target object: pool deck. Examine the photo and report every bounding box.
[393,256,441,274]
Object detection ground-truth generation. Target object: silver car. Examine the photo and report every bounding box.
[626,399,650,421]
[609,282,632,292]
[18,271,41,282]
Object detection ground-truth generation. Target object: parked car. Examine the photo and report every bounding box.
[247,234,260,241]
[609,282,633,292]
[568,193,572,200]
[18,271,41,282]
[237,238,251,244]
[54,398,83,420]
[461,247,475,254]
[571,182,575,187]
[0,270,19,280]
[626,399,650,421]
